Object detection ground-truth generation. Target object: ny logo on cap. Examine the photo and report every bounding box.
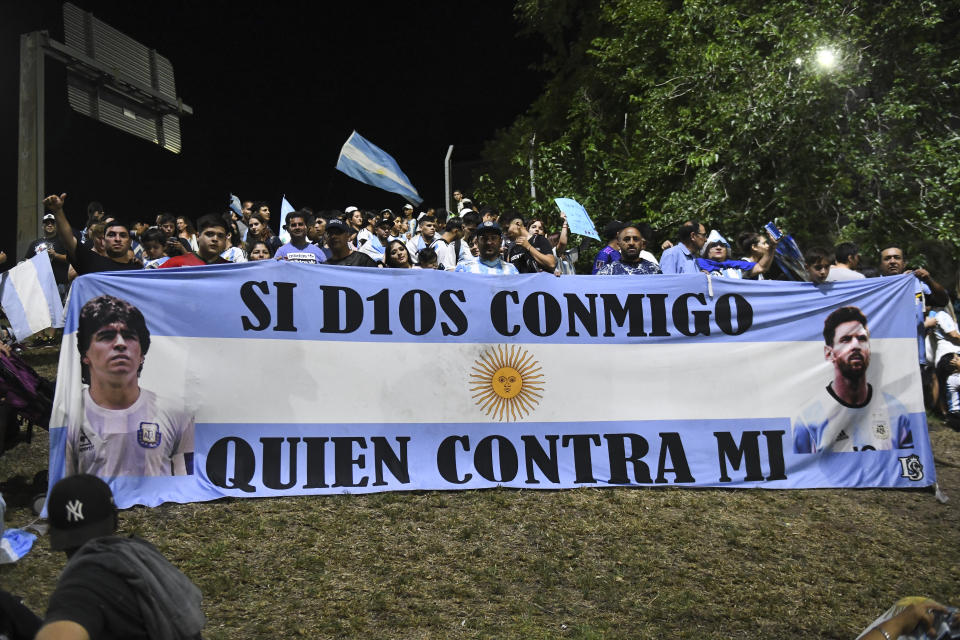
[65,499,84,522]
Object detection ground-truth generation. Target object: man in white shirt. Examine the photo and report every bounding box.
[792,306,914,453]
[826,242,865,281]
[67,295,194,477]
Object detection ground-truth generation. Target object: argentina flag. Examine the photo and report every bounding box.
[336,131,423,205]
[0,253,64,341]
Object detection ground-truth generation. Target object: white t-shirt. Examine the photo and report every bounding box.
[932,310,960,361]
[826,266,866,281]
[67,388,195,477]
[356,228,373,247]
[791,384,913,453]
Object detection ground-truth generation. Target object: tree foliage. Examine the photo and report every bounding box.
[476,0,960,266]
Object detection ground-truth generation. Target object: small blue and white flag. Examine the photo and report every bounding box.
[228,193,242,217]
[279,195,296,244]
[0,253,65,341]
[336,131,423,205]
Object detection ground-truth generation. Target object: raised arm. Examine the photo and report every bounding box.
[43,193,78,261]
[555,212,569,254]
[747,230,781,277]
[515,221,557,271]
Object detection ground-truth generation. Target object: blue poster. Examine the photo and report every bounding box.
[554,198,600,240]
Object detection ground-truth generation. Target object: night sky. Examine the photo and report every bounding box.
[1,1,546,254]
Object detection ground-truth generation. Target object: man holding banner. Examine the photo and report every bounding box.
[67,295,195,478]
[792,306,914,454]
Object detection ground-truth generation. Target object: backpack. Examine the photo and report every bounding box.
[0,351,54,453]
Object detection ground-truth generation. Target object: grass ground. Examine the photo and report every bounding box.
[1,347,958,639]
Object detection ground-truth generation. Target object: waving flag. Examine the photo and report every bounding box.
[0,253,64,341]
[278,195,296,244]
[228,193,242,217]
[336,131,423,205]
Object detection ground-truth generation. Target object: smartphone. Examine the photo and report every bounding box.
[764,221,784,241]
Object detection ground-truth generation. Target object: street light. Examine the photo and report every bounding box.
[815,47,838,70]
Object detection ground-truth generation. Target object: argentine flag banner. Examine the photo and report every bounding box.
[0,252,64,341]
[336,131,423,205]
[47,265,934,508]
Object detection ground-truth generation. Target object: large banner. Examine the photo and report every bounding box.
[48,264,934,508]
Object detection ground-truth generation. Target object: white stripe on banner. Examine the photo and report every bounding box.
[128,336,923,424]
[0,254,64,341]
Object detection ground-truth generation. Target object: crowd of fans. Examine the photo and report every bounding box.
[0,189,954,425]
[1,189,959,639]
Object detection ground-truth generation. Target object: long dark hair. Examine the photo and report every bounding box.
[249,212,274,239]
[384,239,412,268]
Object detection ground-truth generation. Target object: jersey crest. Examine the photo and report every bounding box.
[137,422,162,448]
[873,421,889,440]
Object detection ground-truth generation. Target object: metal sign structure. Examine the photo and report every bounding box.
[16,2,192,260]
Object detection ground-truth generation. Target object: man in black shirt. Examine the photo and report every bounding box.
[501,213,557,274]
[36,474,206,640]
[322,218,378,267]
[25,213,70,293]
[44,193,141,275]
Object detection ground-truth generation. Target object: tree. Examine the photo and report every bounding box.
[475,0,960,275]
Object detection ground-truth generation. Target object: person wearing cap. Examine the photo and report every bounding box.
[400,204,417,239]
[591,220,625,274]
[25,212,70,299]
[696,229,778,279]
[35,474,205,640]
[322,218,379,267]
[67,295,195,478]
[358,217,395,263]
[596,226,662,275]
[659,220,708,275]
[455,221,519,275]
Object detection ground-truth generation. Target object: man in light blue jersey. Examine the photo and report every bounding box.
[455,221,518,275]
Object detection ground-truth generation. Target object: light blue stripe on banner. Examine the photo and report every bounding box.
[0,272,32,341]
[185,415,934,499]
[62,263,921,345]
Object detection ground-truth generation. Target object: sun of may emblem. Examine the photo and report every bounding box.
[470,345,545,421]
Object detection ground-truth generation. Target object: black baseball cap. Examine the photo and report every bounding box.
[325,218,349,233]
[47,474,117,550]
[476,220,502,235]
